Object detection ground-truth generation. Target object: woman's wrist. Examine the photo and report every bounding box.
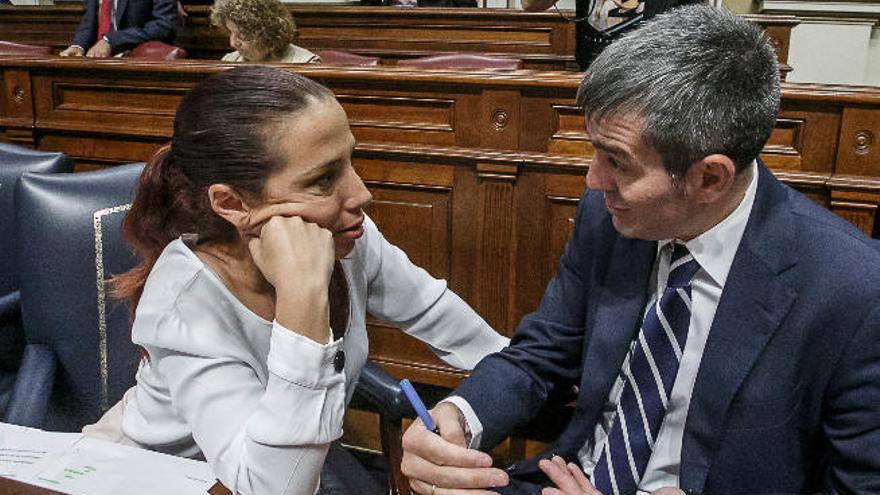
[274,288,330,344]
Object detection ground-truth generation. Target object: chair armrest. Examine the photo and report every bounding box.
[354,361,412,422]
[0,291,21,325]
[3,343,57,428]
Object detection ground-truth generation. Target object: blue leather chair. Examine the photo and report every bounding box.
[0,143,73,415]
[3,164,143,432]
[0,161,413,493]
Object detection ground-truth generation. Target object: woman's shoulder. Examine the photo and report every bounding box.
[137,239,235,325]
[134,239,264,354]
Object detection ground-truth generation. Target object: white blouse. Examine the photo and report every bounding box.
[117,215,508,495]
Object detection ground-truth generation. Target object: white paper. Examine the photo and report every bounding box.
[0,422,217,495]
[0,422,82,480]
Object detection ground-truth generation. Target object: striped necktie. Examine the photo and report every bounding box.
[592,243,700,495]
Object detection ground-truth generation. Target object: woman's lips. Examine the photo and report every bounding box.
[336,221,364,239]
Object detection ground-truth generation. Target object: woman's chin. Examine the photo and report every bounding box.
[334,237,356,259]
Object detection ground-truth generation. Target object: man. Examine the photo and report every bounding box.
[59,0,176,58]
[522,0,701,69]
[401,5,880,494]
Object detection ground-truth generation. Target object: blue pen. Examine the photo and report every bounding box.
[400,379,438,433]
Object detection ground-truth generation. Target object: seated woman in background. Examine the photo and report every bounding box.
[87,66,508,494]
[211,0,320,63]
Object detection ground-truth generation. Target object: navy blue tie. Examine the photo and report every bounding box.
[592,244,700,495]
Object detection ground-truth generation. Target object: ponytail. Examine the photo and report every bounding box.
[111,145,177,313]
[111,145,235,314]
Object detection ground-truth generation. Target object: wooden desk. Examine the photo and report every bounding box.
[1,57,879,388]
[0,5,797,73]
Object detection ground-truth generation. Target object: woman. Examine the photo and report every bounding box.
[211,0,320,63]
[92,67,507,494]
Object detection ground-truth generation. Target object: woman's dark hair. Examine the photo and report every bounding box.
[114,66,335,311]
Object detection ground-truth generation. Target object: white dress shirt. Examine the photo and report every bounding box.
[108,214,508,495]
[451,161,758,492]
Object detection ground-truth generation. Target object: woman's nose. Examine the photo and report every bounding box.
[345,170,372,210]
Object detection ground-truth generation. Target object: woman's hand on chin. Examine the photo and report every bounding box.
[248,215,335,292]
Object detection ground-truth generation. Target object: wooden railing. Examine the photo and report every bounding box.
[0,5,798,72]
[2,59,878,361]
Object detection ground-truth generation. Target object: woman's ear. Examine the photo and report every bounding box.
[207,184,252,229]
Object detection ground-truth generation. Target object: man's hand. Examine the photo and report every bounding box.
[59,45,84,57]
[538,456,686,495]
[401,402,509,494]
[85,39,112,58]
[539,456,600,495]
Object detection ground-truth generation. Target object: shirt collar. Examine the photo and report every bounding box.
[658,160,758,288]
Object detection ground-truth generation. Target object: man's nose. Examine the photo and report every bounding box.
[585,160,611,191]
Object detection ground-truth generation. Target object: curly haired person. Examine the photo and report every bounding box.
[211,0,320,63]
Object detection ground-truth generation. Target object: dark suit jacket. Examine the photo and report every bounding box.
[456,163,880,494]
[71,0,176,54]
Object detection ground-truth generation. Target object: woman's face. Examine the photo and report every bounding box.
[255,97,372,259]
[225,21,270,62]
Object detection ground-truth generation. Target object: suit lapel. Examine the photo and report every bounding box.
[679,164,798,494]
[560,235,656,456]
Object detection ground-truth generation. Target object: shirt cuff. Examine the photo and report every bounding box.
[440,396,483,449]
[267,320,343,389]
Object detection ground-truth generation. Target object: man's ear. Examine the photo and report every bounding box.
[207,184,253,229]
[684,154,737,205]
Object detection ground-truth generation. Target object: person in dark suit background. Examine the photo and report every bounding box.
[59,0,176,58]
[522,0,702,70]
[400,5,880,494]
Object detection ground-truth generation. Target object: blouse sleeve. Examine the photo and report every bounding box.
[133,301,346,495]
[360,216,509,370]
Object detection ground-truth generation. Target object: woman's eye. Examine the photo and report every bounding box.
[314,173,335,190]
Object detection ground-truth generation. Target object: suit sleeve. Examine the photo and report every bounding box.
[105,0,177,53]
[71,0,99,50]
[453,190,604,450]
[823,298,880,493]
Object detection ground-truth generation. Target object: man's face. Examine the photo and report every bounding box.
[584,112,697,240]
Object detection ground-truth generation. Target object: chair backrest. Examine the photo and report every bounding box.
[0,41,51,56]
[313,49,380,67]
[128,41,188,60]
[0,143,73,296]
[16,163,144,431]
[397,53,523,70]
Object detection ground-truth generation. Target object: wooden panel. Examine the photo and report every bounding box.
[0,6,81,52]
[365,183,452,279]
[547,104,592,156]
[340,93,458,146]
[0,67,35,146]
[3,58,880,398]
[0,6,795,72]
[835,106,880,178]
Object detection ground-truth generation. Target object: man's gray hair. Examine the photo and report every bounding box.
[577,5,780,175]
